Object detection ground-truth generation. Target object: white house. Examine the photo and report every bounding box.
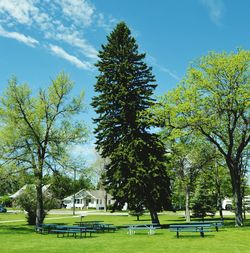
[9,184,51,199]
[63,189,115,210]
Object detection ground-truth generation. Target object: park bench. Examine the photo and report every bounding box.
[169,224,213,238]
[126,224,161,235]
[190,221,224,232]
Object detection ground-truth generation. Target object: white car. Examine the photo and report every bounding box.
[222,196,250,210]
[222,198,233,210]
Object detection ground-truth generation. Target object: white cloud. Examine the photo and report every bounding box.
[59,0,95,27]
[147,55,180,81]
[0,0,36,25]
[97,13,117,32]
[158,66,180,81]
[201,0,224,25]
[49,44,93,70]
[51,31,98,60]
[0,0,116,69]
[0,26,39,47]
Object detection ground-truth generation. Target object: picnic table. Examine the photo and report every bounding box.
[100,223,117,232]
[75,220,104,226]
[36,223,57,234]
[169,224,213,238]
[51,225,96,238]
[125,223,161,235]
[75,221,117,232]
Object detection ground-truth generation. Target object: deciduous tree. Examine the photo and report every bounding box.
[0,73,88,226]
[155,50,250,226]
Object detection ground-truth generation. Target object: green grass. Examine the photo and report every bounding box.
[0,212,250,253]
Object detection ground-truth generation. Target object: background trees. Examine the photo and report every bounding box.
[92,22,171,224]
[0,73,88,226]
[155,50,250,226]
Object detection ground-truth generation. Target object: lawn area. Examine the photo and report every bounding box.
[0,212,250,253]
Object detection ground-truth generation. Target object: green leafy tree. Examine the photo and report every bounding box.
[155,50,250,226]
[15,185,59,225]
[0,165,34,196]
[191,171,217,220]
[0,73,88,226]
[92,22,171,224]
[167,133,217,222]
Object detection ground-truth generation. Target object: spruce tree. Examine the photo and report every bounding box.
[92,22,171,223]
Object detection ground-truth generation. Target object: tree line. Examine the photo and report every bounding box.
[0,22,249,227]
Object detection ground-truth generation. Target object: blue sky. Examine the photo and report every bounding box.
[0,0,249,165]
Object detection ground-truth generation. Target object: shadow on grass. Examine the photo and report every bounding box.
[133,218,152,222]
[54,235,98,240]
[0,224,34,235]
[170,234,215,239]
[0,222,68,235]
[160,216,250,229]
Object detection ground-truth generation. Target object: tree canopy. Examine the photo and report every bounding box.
[0,72,88,226]
[154,50,250,226]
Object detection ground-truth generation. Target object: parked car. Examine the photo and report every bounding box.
[222,198,233,210]
[222,196,250,211]
[0,204,7,213]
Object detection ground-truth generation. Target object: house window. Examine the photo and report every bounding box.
[100,200,102,205]
[96,199,99,204]
[108,200,111,205]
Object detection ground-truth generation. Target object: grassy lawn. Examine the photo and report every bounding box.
[0,212,250,253]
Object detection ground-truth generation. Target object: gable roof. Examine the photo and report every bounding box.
[63,189,112,201]
[9,184,50,198]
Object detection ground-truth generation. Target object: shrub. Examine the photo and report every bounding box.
[0,195,12,207]
[15,185,59,225]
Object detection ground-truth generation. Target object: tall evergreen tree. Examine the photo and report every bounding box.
[92,22,171,223]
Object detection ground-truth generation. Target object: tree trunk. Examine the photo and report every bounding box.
[226,158,243,226]
[217,191,224,220]
[35,169,44,227]
[104,191,107,212]
[149,208,160,224]
[219,203,224,220]
[215,162,223,220]
[233,181,243,226]
[185,186,191,222]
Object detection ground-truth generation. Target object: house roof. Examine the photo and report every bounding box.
[9,184,50,198]
[63,189,113,201]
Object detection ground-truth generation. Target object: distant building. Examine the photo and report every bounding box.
[9,184,50,199]
[63,189,115,210]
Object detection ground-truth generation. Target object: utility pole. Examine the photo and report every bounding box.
[73,167,76,216]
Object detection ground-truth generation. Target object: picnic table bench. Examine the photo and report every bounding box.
[126,223,161,235]
[169,224,213,238]
[75,221,116,232]
[100,223,117,232]
[51,226,96,238]
[36,224,57,234]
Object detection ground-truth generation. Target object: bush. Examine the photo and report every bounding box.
[0,195,12,207]
[15,185,59,225]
